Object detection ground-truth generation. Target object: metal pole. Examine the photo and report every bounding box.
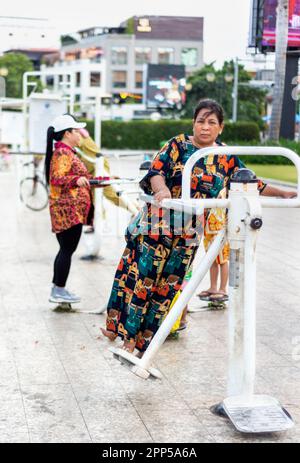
[232,57,239,123]
[69,73,75,115]
[95,93,101,150]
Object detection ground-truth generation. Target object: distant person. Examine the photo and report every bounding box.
[76,127,139,218]
[0,144,10,170]
[45,114,110,305]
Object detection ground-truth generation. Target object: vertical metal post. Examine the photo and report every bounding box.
[227,183,261,398]
[232,57,239,123]
[227,187,247,396]
[95,92,102,150]
[22,73,29,152]
[69,72,75,115]
[243,222,257,397]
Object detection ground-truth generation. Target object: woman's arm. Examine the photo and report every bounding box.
[51,152,90,189]
[261,184,297,199]
[150,175,172,202]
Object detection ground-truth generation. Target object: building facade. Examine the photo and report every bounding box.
[42,15,204,110]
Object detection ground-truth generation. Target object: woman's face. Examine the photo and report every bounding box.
[64,129,82,148]
[193,108,224,147]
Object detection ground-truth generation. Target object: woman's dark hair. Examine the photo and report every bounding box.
[193,98,224,125]
[45,127,73,184]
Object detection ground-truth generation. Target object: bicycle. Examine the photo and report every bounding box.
[19,157,48,211]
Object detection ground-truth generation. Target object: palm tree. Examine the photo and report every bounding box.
[269,0,289,141]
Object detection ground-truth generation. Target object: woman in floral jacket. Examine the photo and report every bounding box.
[45,114,109,305]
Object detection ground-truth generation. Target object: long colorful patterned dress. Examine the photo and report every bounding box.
[105,134,266,352]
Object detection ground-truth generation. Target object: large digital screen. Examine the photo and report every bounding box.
[262,0,300,48]
[145,64,186,110]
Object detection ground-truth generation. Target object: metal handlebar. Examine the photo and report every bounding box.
[89,178,142,187]
[140,193,216,214]
[181,146,300,208]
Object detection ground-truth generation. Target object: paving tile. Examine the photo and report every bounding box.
[22,384,91,443]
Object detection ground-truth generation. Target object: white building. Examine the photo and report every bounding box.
[41,16,204,119]
[0,16,59,53]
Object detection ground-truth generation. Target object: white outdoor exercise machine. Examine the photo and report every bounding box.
[110,146,300,434]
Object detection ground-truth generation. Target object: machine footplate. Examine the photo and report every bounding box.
[223,395,294,433]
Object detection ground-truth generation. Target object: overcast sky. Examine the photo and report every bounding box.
[2,0,253,67]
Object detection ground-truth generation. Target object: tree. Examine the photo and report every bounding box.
[184,61,266,128]
[0,53,34,99]
[269,0,289,140]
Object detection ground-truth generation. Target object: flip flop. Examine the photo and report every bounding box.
[177,321,188,331]
[209,293,228,302]
[197,290,215,298]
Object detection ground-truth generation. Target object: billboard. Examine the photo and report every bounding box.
[251,0,300,50]
[262,0,300,48]
[145,64,186,110]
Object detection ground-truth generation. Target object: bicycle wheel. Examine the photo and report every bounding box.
[20,177,48,211]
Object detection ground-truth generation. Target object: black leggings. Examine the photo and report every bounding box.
[52,224,83,287]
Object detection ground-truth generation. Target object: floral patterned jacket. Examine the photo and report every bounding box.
[129,134,267,244]
[49,142,93,233]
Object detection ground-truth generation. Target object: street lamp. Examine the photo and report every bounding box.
[206,72,216,83]
[224,73,234,83]
[0,67,8,77]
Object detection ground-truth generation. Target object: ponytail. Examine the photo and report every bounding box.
[45,126,72,184]
[45,126,55,184]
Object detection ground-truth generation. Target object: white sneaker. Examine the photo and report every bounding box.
[49,287,81,304]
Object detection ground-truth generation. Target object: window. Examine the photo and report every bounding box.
[158,48,174,65]
[76,72,81,87]
[181,48,198,67]
[135,47,151,65]
[90,72,101,87]
[112,71,127,88]
[135,71,143,89]
[111,47,127,65]
[46,76,54,87]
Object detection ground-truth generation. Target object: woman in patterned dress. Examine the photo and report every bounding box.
[101,99,296,354]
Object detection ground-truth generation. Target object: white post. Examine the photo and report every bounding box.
[69,73,75,114]
[227,187,248,396]
[232,57,239,123]
[226,184,261,397]
[95,93,102,149]
[22,73,29,152]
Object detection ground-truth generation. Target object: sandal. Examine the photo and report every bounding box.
[209,292,228,302]
[198,290,214,298]
[177,321,188,331]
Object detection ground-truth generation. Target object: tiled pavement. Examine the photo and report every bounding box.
[1,158,300,443]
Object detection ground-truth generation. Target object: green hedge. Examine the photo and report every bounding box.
[223,139,300,165]
[81,119,260,149]
[81,118,300,164]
